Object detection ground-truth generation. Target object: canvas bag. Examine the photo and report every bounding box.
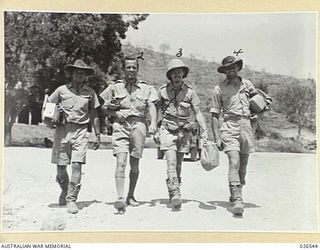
[200,141,219,171]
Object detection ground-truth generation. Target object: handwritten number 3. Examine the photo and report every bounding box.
[176,48,183,57]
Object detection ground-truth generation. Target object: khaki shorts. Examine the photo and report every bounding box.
[52,123,88,165]
[221,118,255,154]
[112,120,147,158]
[159,125,190,153]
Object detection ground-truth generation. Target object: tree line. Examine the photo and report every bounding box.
[4,12,316,146]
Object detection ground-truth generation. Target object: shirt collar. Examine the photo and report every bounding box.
[125,79,140,89]
[167,82,186,92]
[66,83,90,93]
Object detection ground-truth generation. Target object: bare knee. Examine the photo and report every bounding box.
[72,162,82,169]
[227,151,240,168]
[115,154,127,178]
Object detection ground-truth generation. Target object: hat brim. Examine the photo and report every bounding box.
[65,65,95,75]
[217,59,243,74]
[166,66,189,80]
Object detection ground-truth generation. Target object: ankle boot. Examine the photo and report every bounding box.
[230,184,244,215]
[66,182,81,214]
[228,185,236,203]
[56,174,69,206]
[166,177,182,208]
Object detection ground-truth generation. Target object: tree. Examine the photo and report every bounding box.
[269,79,316,138]
[4,12,148,145]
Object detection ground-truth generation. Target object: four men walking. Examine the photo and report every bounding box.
[48,54,264,216]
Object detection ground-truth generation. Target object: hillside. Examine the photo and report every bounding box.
[8,45,316,153]
[120,44,316,152]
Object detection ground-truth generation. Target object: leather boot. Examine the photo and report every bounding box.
[166,177,182,208]
[56,174,69,206]
[66,182,81,214]
[230,184,244,215]
[229,185,236,203]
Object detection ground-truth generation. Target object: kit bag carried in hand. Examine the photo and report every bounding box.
[200,141,219,171]
[42,103,66,128]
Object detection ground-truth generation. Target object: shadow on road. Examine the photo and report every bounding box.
[48,199,102,210]
[208,200,260,217]
[149,198,217,211]
[105,198,217,212]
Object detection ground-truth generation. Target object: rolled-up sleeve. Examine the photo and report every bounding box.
[190,90,201,108]
[48,87,60,104]
[244,79,258,97]
[147,86,159,104]
[210,86,221,114]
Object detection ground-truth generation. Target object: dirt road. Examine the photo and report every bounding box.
[2,147,318,232]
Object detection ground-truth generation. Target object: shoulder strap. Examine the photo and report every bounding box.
[161,87,182,116]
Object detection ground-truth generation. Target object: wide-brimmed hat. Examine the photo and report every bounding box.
[217,56,243,74]
[65,59,95,75]
[166,58,189,80]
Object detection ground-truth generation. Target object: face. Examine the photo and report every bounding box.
[224,64,240,78]
[124,60,138,82]
[72,69,88,83]
[169,68,185,84]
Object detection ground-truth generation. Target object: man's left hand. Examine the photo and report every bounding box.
[201,129,208,145]
[93,135,101,150]
[148,122,157,135]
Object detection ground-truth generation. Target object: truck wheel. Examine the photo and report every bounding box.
[190,147,198,161]
[157,147,164,159]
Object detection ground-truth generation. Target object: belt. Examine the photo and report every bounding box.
[164,113,189,121]
[224,115,250,122]
[114,115,145,124]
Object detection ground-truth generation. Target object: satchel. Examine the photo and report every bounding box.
[200,141,219,171]
[249,89,272,113]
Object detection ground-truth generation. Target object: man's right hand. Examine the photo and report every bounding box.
[215,139,224,151]
[153,132,160,145]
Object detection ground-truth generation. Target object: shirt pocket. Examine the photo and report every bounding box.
[133,94,147,111]
[178,101,191,117]
[161,97,176,116]
[61,96,74,109]
[79,94,91,111]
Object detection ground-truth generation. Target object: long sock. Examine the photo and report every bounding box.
[70,162,82,184]
[128,171,139,197]
[115,176,125,199]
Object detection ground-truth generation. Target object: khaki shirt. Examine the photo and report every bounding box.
[48,84,100,124]
[210,77,257,118]
[159,82,200,123]
[100,79,158,118]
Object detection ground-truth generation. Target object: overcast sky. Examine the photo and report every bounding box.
[123,12,317,79]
